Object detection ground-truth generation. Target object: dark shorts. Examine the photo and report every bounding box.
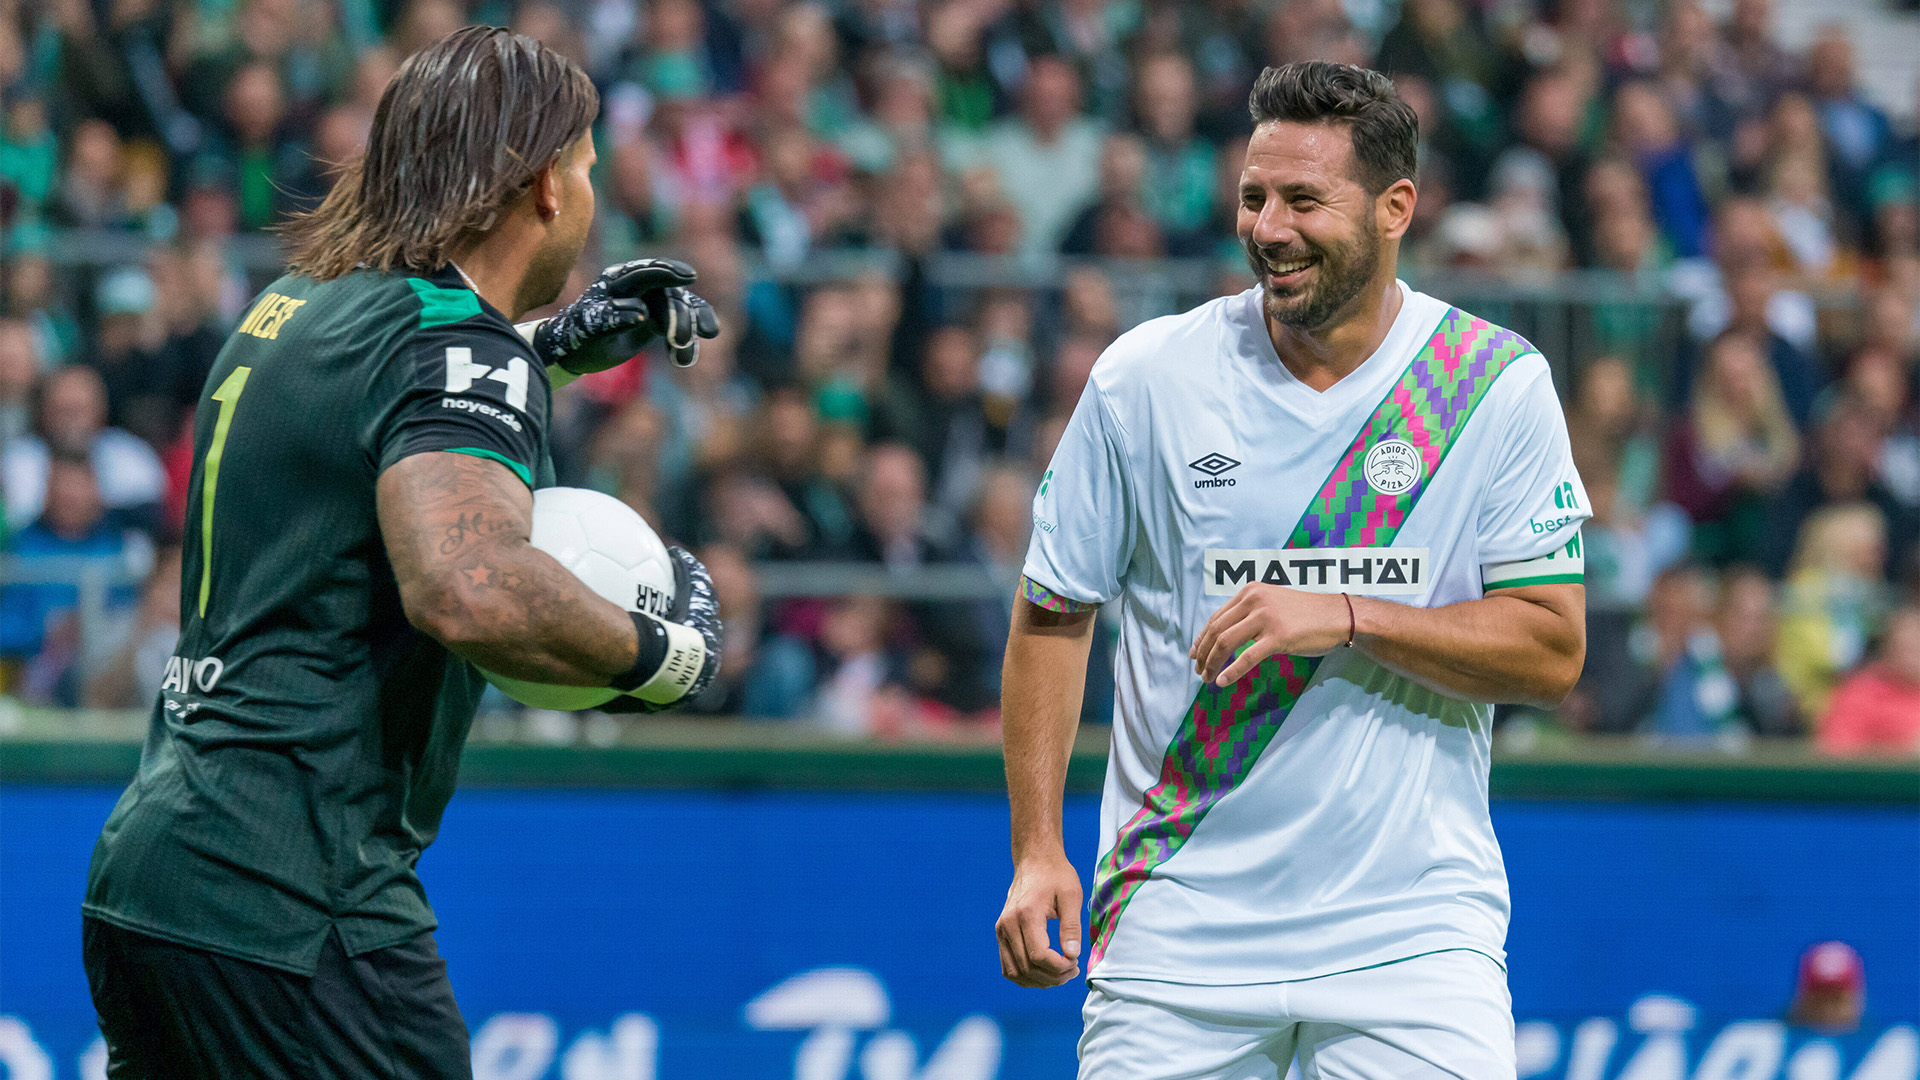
[82,917,472,1080]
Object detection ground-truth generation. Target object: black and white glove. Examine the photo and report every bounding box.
[525,258,720,373]
[603,544,723,713]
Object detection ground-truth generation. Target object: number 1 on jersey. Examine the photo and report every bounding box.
[198,366,252,617]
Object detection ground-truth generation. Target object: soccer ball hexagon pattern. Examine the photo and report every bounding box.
[478,487,678,711]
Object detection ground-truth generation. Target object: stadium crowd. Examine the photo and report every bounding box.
[0,0,1916,750]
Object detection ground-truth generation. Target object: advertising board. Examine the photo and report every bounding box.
[0,787,1913,1080]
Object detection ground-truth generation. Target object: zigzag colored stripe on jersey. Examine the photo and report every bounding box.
[1292,312,1536,548]
[1020,575,1098,614]
[1085,309,1532,967]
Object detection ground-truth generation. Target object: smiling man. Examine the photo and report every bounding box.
[995,62,1589,1078]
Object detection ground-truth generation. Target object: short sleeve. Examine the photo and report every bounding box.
[376,323,548,488]
[1476,362,1591,590]
[1022,385,1134,607]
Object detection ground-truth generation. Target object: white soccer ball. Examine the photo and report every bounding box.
[478,487,677,711]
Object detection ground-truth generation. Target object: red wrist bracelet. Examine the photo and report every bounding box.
[1341,593,1356,648]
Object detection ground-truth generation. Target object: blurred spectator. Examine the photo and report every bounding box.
[1613,81,1712,260]
[1373,0,1501,193]
[1717,0,1799,118]
[1818,605,1920,755]
[967,56,1104,261]
[1574,461,1693,735]
[739,126,857,269]
[1059,266,1121,345]
[86,266,172,448]
[1569,357,1658,497]
[1588,182,1666,286]
[1788,941,1867,1033]
[1664,331,1799,565]
[3,366,166,535]
[1497,69,1598,264]
[1804,30,1894,225]
[1060,133,1165,259]
[925,4,998,133]
[1655,1,1735,145]
[1717,260,1823,430]
[0,317,41,450]
[1678,198,1821,360]
[976,292,1037,427]
[1845,344,1920,516]
[1860,281,1920,364]
[837,53,937,177]
[1639,563,1748,748]
[2,95,58,218]
[962,461,1033,703]
[1132,53,1216,255]
[851,443,990,710]
[1490,152,1571,277]
[0,454,145,705]
[1776,503,1890,720]
[1620,557,1697,726]
[870,323,1006,543]
[810,592,899,735]
[193,61,310,232]
[853,441,936,567]
[1761,396,1917,580]
[1759,95,1847,283]
[746,387,855,559]
[2,244,77,365]
[1716,565,1803,737]
[53,119,129,228]
[146,241,231,416]
[85,545,180,709]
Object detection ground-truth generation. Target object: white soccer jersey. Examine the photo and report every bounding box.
[1023,283,1590,985]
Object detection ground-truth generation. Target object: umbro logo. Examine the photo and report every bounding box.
[1190,453,1240,489]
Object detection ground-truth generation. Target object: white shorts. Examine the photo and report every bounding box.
[1078,948,1514,1080]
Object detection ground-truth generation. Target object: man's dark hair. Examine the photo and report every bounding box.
[282,26,598,280]
[1248,62,1418,194]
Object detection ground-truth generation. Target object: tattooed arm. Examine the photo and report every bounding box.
[377,451,637,684]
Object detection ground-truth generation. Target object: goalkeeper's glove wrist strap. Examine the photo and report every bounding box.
[609,611,707,703]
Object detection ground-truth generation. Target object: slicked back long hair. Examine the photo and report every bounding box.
[282,26,598,280]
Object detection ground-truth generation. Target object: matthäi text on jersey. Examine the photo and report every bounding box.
[1205,547,1430,596]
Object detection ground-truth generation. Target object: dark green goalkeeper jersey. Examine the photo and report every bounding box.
[85,264,555,975]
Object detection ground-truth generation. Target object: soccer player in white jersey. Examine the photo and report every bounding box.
[994,61,1591,1079]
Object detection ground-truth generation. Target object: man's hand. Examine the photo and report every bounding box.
[531,258,720,373]
[1191,585,1349,686]
[602,544,724,713]
[658,544,723,703]
[995,850,1083,988]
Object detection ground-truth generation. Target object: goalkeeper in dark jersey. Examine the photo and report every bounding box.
[81,27,720,1078]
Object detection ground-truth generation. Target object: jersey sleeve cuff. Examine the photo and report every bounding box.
[1482,530,1584,590]
[445,447,533,488]
[1019,575,1099,613]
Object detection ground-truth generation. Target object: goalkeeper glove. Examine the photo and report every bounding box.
[604,545,723,712]
[524,258,720,373]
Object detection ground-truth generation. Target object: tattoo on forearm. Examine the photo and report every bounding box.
[439,511,504,555]
[378,452,636,683]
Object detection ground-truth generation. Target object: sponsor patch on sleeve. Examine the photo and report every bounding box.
[1482,530,1584,589]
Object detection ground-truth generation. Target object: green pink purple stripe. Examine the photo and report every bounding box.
[1020,575,1098,613]
[1086,309,1532,966]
